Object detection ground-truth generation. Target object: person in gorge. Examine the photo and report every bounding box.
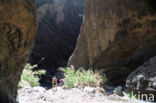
[52,76,58,91]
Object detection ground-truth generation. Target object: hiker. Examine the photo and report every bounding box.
[59,78,65,87]
[52,76,58,91]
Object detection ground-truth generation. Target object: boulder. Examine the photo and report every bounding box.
[32,86,46,93]
[0,0,37,103]
[113,86,123,96]
[126,56,156,95]
[68,0,156,85]
[83,87,96,93]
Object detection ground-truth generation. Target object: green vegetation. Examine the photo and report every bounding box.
[59,66,107,88]
[18,63,46,88]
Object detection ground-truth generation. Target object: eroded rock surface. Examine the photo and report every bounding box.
[68,0,156,85]
[0,0,37,103]
[126,56,156,95]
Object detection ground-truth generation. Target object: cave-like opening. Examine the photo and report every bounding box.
[28,0,84,87]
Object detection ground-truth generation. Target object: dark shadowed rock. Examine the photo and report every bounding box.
[0,0,37,103]
[29,0,84,86]
[126,56,156,95]
[113,86,123,96]
[68,0,156,85]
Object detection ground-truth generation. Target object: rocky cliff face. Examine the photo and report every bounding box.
[29,0,84,86]
[0,0,37,103]
[126,56,156,95]
[68,0,156,85]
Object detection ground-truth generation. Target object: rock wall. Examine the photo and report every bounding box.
[126,56,156,96]
[0,0,37,103]
[29,0,84,86]
[68,0,156,85]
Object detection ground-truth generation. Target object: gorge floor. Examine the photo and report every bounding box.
[18,86,150,103]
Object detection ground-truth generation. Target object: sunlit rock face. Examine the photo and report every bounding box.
[29,0,84,86]
[0,0,37,103]
[68,0,156,85]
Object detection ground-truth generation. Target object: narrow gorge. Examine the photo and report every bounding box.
[29,0,84,86]
[0,0,155,103]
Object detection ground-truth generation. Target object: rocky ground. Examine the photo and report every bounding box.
[18,86,150,103]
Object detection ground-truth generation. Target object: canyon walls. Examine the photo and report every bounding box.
[29,0,84,86]
[68,0,156,85]
[0,0,37,103]
[0,0,155,102]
